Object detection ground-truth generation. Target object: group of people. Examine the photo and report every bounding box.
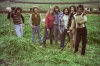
[7,4,87,56]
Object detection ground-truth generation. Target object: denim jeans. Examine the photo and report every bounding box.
[60,29,70,47]
[32,26,41,43]
[14,24,23,37]
[54,24,61,43]
[43,27,53,42]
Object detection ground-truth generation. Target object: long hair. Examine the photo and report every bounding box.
[15,7,22,14]
[46,8,54,16]
[54,6,60,13]
[69,5,76,13]
[63,8,69,15]
[11,7,16,11]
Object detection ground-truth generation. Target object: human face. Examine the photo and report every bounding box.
[71,7,75,12]
[64,9,68,15]
[17,9,21,13]
[34,8,38,13]
[55,8,59,13]
[77,8,83,14]
[49,9,54,14]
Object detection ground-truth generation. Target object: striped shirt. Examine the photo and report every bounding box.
[7,12,24,25]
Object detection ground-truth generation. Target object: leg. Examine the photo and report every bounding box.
[50,27,53,46]
[37,26,41,43]
[43,27,48,42]
[74,29,81,53]
[70,29,76,48]
[15,25,22,37]
[73,30,77,48]
[67,31,70,42]
[32,26,36,43]
[43,27,48,47]
[69,32,73,48]
[81,28,87,55]
[20,24,23,37]
[60,33,64,47]
[60,29,67,47]
[54,25,58,44]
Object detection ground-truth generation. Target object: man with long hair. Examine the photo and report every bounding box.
[7,7,24,37]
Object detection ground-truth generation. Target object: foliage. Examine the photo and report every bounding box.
[0,14,100,66]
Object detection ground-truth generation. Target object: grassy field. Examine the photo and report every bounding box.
[0,13,100,66]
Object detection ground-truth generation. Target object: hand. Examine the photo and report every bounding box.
[67,30,70,33]
[31,26,34,28]
[78,23,81,25]
[38,25,40,27]
[9,10,12,12]
[60,31,62,34]
[22,23,24,27]
[47,29,49,32]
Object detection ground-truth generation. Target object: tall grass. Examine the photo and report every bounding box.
[0,14,100,66]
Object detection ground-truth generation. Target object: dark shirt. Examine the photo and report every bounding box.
[7,12,24,25]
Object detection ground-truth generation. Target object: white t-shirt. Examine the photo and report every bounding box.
[62,14,69,29]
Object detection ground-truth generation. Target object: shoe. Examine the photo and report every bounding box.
[60,44,64,48]
[50,40,53,46]
[81,54,85,57]
[72,44,75,48]
[74,50,78,53]
[55,42,58,45]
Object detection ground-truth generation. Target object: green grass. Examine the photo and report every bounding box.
[0,14,100,66]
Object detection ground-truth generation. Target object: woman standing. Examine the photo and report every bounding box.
[58,8,70,48]
[43,8,54,47]
[68,5,76,49]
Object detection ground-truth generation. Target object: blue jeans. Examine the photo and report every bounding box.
[60,29,70,47]
[54,24,61,42]
[14,24,23,37]
[32,26,41,43]
[43,27,53,42]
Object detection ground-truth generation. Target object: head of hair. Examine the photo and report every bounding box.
[63,8,69,15]
[32,6,39,12]
[46,8,54,15]
[15,7,22,13]
[54,6,60,13]
[11,7,16,11]
[30,8,32,11]
[77,4,84,11]
[69,5,76,12]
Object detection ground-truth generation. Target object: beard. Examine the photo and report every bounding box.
[55,10,59,13]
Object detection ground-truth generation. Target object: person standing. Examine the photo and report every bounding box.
[58,8,70,48]
[7,7,24,37]
[43,8,54,47]
[54,6,63,45]
[30,6,42,44]
[68,5,77,49]
[70,5,87,56]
